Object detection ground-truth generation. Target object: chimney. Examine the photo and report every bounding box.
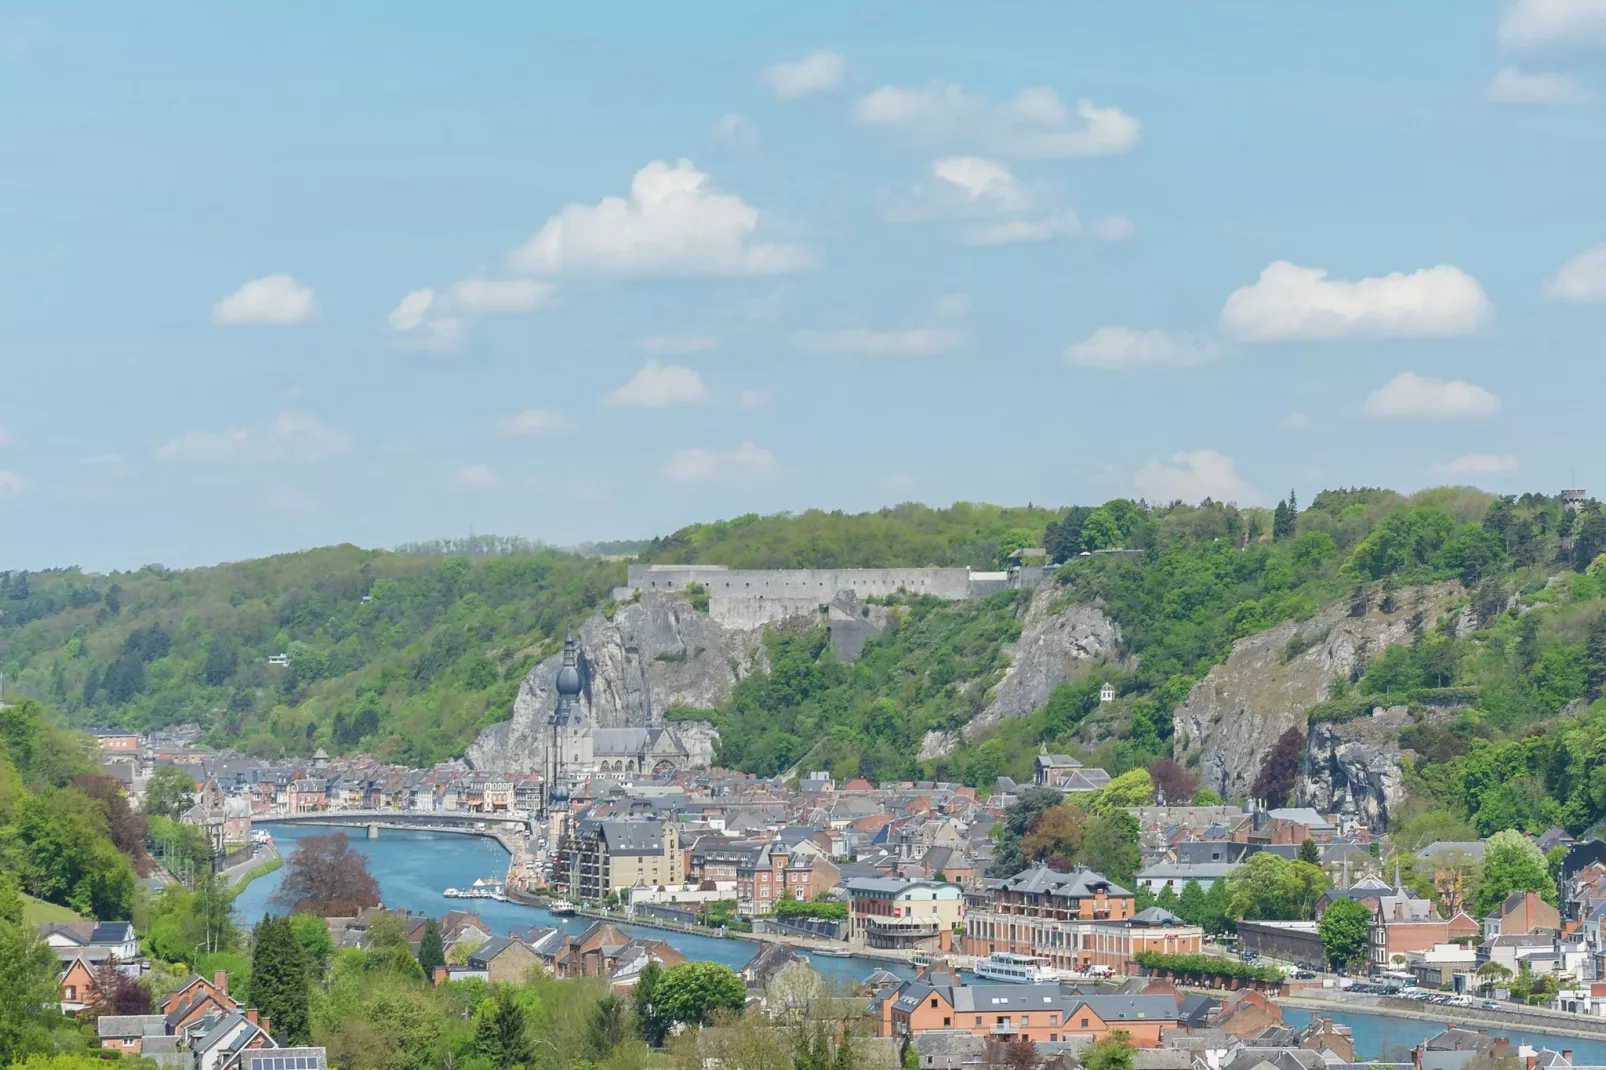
[246,1010,258,1025]
[213,971,228,996]
[1563,1053,1574,1063]
[261,1016,271,1037]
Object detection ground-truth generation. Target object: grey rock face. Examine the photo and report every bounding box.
[464,591,762,772]
[918,729,958,761]
[1173,581,1459,802]
[1301,707,1414,830]
[967,581,1122,737]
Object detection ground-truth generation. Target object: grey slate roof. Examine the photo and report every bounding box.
[96,1014,167,1038]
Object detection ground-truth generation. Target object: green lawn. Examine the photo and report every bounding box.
[22,893,82,925]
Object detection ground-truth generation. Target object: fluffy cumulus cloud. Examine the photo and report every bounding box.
[1063,327,1220,369]
[386,280,552,350]
[212,275,317,326]
[1433,453,1520,475]
[1134,450,1264,506]
[761,50,844,100]
[605,360,710,407]
[1219,261,1491,341]
[1544,244,1606,301]
[0,470,27,499]
[453,465,500,491]
[155,411,351,464]
[887,156,1095,245]
[665,441,777,483]
[1363,373,1501,419]
[507,159,815,277]
[1487,67,1591,103]
[853,82,1140,158]
[1499,0,1606,48]
[499,409,575,436]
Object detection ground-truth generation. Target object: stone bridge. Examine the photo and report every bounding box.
[256,809,535,837]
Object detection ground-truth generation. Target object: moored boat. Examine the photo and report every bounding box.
[972,952,1058,984]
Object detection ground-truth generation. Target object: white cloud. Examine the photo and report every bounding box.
[507,159,815,277]
[930,156,1034,212]
[1091,216,1134,242]
[212,275,318,326]
[637,334,717,356]
[155,411,351,464]
[1282,412,1311,431]
[1363,372,1501,419]
[446,279,554,313]
[1487,67,1591,103]
[1433,453,1520,475]
[605,360,710,407]
[963,211,1081,246]
[0,470,27,499]
[1134,450,1263,506]
[1544,244,1606,301]
[762,50,844,100]
[1063,327,1220,369]
[713,112,759,151]
[738,389,770,409]
[853,82,1140,158]
[500,409,575,437]
[791,326,965,356]
[388,289,436,331]
[453,464,500,491]
[1220,261,1491,341]
[665,441,777,483]
[1499,0,1606,48]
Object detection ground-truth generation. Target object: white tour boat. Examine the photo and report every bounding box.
[972,952,1058,984]
[548,899,577,915]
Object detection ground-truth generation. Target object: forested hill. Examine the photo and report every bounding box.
[0,546,620,765]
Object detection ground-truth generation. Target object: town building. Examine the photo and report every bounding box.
[555,817,682,902]
[844,877,964,952]
[877,977,1179,1045]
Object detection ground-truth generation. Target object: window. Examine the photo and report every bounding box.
[974,1017,982,1026]
[930,998,937,1009]
[943,1017,951,1027]
[1081,1018,1089,1028]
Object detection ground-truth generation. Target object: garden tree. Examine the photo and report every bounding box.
[1081,810,1142,888]
[1318,898,1372,970]
[585,994,633,1061]
[1476,829,1557,916]
[1298,839,1320,864]
[417,917,445,977]
[248,915,311,1044]
[983,1036,1040,1070]
[1019,803,1085,869]
[148,815,215,877]
[1080,508,1124,551]
[634,959,663,1044]
[289,913,333,981]
[271,832,381,916]
[1088,769,1154,816]
[87,956,154,1017]
[1476,960,1513,996]
[1175,879,1206,924]
[70,772,152,875]
[474,987,533,1069]
[990,787,1066,877]
[1252,727,1304,807]
[0,886,59,1064]
[1228,853,1329,921]
[645,961,746,1041]
[1146,759,1198,805]
[1193,789,1223,806]
[1081,1032,1137,1070]
[363,913,425,980]
[146,869,236,961]
[11,787,136,918]
[144,765,197,820]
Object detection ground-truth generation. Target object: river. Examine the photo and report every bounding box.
[237,825,910,988]
[1280,1007,1606,1062]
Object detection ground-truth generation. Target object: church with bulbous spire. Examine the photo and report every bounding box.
[542,633,696,813]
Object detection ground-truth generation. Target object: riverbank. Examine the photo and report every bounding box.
[227,848,282,896]
[1278,991,1606,1042]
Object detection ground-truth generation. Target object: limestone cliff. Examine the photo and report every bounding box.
[963,581,1123,740]
[1172,582,1459,802]
[464,591,763,772]
[1302,706,1415,830]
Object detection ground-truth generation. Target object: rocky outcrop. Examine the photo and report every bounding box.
[1301,707,1412,829]
[1173,582,1459,802]
[464,592,763,772]
[966,581,1122,737]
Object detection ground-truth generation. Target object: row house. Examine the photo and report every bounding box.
[288,778,326,813]
[878,976,1179,1046]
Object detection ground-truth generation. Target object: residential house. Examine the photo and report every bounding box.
[879,978,1178,1046]
[1135,861,1237,893]
[95,1015,168,1055]
[466,936,542,984]
[1484,890,1560,940]
[556,818,681,902]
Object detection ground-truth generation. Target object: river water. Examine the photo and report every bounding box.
[1281,1007,1606,1062]
[236,825,910,988]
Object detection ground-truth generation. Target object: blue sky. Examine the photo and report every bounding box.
[4,1,1606,570]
